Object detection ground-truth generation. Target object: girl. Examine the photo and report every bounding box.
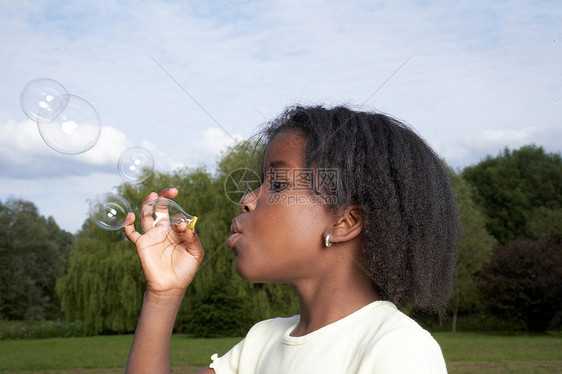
[124,106,460,373]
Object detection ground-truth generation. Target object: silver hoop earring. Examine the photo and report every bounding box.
[325,233,332,247]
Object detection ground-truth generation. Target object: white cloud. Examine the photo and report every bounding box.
[77,125,132,165]
[0,119,130,178]
[441,125,562,168]
[184,127,245,169]
[140,139,185,173]
[0,117,189,179]
[0,119,50,161]
[202,128,244,154]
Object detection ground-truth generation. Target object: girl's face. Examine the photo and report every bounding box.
[227,131,335,284]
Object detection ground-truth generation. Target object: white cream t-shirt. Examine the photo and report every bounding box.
[209,300,447,373]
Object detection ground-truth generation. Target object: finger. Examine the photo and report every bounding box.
[171,214,188,233]
[141,192,158,206]
[155,189,179,227]
[140,192,158,233]
[159,187,178,199]
[123,209,135,227]
[123,212,141,245]
[153,196,170,228]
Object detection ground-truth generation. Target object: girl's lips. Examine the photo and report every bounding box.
[228,219,242,249]
[227,232,241,248]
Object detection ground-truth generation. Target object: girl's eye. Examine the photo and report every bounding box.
[271,181,289,192]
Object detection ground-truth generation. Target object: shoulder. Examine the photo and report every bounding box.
[371,329,446,373]
[358,302,447,373]
[209,315,300,373]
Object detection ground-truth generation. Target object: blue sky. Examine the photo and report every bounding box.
[0,0,561,233]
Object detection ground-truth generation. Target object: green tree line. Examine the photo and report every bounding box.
[0,199,73,320]
[1,144,561,334]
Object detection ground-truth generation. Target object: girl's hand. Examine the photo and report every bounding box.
[124,188,204,299]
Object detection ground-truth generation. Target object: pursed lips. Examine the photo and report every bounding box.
[226,219,242,249]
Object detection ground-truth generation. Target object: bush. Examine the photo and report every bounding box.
[180,280,261,338]
[479,239,562,332]
[0,320,95,340]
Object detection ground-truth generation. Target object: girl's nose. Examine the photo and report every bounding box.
[238,186,259,213]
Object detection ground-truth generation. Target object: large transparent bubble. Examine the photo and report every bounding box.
[117,146,154,184]
[37,94,101,154]
[89,193,133,230]
[20,78,69,123]
[141,197,197,240]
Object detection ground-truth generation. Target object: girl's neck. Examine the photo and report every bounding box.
[290,260,379,337]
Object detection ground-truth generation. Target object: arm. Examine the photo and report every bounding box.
[126,291,185,373]
[124,188,208,374]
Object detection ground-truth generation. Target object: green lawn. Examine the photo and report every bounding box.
[0,334,240,371]
[434,332,562,374]
[0,332,560,373]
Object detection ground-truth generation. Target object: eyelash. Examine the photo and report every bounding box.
[270,181,289,192]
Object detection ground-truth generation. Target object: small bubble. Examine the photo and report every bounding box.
[20,78,69,123]
[117,146,154,183]
[89,193,132,230]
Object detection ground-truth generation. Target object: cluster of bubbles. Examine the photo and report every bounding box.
[21,78,196,234]
[87,146,156,230]
[20,78,101,154]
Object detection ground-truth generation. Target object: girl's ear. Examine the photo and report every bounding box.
[326,205,364,244]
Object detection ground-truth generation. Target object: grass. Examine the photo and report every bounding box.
[0,320,94,340]
[0,334,241,372]
[435,332,562,361]
[434,332,562,374]
[0,332,560,373]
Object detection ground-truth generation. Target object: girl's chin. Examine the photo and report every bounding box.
[234,262,258,282]
[234,261,268,283]
[234,262,289,284]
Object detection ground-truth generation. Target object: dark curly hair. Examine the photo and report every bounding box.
[256,105,460,313]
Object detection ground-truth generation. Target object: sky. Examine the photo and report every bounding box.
[0,0,560,233]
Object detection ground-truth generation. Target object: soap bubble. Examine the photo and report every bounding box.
[37,94,101,154]
[89,193,133,230]
[141,197,197,239]
[20,78,69,123]
[118,146,154,183]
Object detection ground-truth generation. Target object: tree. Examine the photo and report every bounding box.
[56,232,145,333]
[0,199,73,320]
[526,207,562,243]
[462,145,562,244]
[446,170,496,332]
[479,239,562,332]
